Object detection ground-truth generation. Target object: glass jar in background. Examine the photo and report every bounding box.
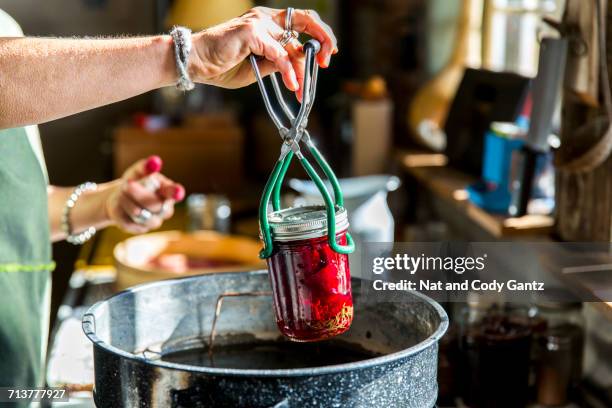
[532,300,585,403]
[536,327,574,406]
[458,301,533,408]
[266,206,353,342]
[534,300,584,330]
[187,194,231,233]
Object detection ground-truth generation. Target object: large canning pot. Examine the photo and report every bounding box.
[83,270,448,408]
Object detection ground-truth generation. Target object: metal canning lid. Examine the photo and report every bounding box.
[268,205,349,242]
[490,122,525,139]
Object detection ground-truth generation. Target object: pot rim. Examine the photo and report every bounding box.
[83,270,448,377]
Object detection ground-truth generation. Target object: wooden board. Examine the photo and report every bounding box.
[113,124,244,195]
[555,0,612,242]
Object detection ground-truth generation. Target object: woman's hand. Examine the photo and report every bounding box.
[105,156,185,234]
[190,7,337,100]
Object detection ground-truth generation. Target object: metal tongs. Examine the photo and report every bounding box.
[251,39,355,259]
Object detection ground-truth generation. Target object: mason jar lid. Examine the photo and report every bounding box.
[268,205,349,242]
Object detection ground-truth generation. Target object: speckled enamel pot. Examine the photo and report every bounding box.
[83,270,448,408]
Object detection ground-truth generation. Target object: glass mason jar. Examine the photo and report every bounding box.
[532,299,585,401]
[536,328,574,406]
[458,301,533,408]
[266,205,353,342]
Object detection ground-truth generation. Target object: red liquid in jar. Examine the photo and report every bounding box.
[267,230,353,342]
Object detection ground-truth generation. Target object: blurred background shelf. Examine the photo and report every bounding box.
[396,149,612,319]
[397,148,555,239]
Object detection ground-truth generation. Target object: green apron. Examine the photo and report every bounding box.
[0,128,53,397]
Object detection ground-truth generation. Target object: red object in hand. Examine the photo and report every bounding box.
[172,185,186,201]
[145,155,163,174]
[266,206,353,342]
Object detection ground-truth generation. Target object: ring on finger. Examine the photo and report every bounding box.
[279,30,298,47]
[139,176,161,192]
[151,200,172,218]
[131,208,153,225]
[285,7,294,31]
[279,7,298,46]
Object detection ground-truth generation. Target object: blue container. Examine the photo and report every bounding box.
[468,123,525,213]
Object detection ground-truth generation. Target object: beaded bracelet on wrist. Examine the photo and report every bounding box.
[62,182,98,245]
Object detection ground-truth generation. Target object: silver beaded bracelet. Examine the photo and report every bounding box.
[170,26,195,91]
[62,182,98,245]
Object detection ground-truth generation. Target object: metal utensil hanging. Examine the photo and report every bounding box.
[251,39,355,258]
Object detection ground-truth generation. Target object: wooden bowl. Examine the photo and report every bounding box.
[114,230,266,290]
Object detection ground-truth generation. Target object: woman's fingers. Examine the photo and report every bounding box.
[119,173,182,230]
[252,58,277,79]
[113,204,149,234]
[122,155,163,181]
[253,26,299,91]
[285,39,306,101]
[256,7,334,98]
[271,8,337,67]
[191,6,336,90]
[125,173,184,210]
[106,157,184,233]
[261,17,305,98]
[125,180,164,213]
[118,192,163,230]
[155,174,185,202]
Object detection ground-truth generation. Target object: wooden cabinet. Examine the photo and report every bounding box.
[113,116,244,194]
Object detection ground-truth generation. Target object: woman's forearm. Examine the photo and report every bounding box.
[0,8,339,129]
[48,182,117,242]
[0,36,176,129]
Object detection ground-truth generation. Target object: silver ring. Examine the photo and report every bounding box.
[279,7,298,46]
[279,30,298,47]
[139,176,160,192]
[152,200,172,218]
[285,7,294,31]
[132,208,152,225]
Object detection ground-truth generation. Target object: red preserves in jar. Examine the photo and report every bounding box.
[266,206,352,342]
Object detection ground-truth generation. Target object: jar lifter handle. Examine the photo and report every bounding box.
[252,40,354,258]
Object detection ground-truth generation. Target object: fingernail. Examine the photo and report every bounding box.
[291,74,299,91]
[145,155,162,174]
[325,55,331,67]
[173,185,185,201]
